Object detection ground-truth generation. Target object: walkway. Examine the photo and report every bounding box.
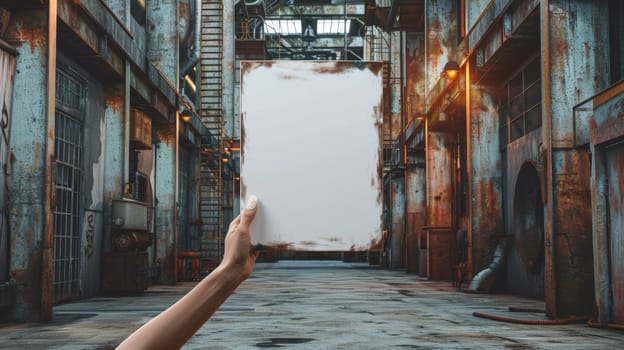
[0,261,622,349]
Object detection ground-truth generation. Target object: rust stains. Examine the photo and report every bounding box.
[8,13,47,54]
[106,93,124,114]
[312,61,351,75]
[367,62,383,77]
[154,125,176,145]
[10,252,43,321]
[241,61,274,76]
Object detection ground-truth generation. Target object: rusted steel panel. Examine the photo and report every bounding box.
[405,167,426,273]
[606,144,624,323]
[552,150,594,316]
[103,83,126,256]
[405,33,425,119]
[466,0,512,53]
[5,9,52,321]
[426,131,453,227]
[425,0,456,95]
[466,0,491,31]
[241,61,383,251]
[146,2,178,83]
[467,87,503,274]
[74,0,147,70]
[548,1,610,149]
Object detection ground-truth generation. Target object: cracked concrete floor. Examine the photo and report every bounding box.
[1,261,622,349]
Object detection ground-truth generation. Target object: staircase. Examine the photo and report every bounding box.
[198,0,224,274]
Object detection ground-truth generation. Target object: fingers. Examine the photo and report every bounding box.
[239,195,258,231]
[228,215,241,232]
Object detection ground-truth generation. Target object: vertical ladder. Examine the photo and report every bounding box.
[199,0,224,273]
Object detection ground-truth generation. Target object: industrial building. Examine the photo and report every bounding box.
[0,0,622,335]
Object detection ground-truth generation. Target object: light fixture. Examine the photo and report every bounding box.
[180,109,192,123]
[222,157,229,164]
[442,61,460,79]
[235,176,240,181]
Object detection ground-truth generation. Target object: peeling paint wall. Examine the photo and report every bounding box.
[5,9,50,321]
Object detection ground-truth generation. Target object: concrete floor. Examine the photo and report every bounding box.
[0,261,622,349]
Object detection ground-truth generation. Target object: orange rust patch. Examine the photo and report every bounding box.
[312,61,351,75]
[154,125,176,145]
[106,94,124,114]
[13,16,47,54]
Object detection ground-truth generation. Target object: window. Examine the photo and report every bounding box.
[264,20,302,36]
[498,56,542,147]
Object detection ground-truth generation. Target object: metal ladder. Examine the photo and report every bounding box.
[198,0,224,274]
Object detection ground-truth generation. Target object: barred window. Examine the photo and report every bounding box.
[498,57,542,148]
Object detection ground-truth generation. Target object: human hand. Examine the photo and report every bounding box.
[221,195,259,280]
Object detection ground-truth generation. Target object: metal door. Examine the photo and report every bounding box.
[606,142,624,323]
[53,69,85,302]
[0,49,16,284]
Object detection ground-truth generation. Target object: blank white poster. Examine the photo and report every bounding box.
[240,61,383,251]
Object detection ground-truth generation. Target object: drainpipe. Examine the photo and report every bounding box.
[42,0,58,321]
[541,0,557,318]
[223,0,236,137]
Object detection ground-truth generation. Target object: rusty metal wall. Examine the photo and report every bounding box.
[589,80,624,324]
[545,0,610,318]
[5,9,52,321]
[147,0,179,284]
[605,143,623,323]
[425,0,456,95]
[426,132,453,228]
[467,86,504,275]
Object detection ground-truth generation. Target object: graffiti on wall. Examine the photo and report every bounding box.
[85,212,95,259]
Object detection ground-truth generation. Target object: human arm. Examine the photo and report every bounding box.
[117,195,259,350]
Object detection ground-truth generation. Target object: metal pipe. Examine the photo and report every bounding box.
[473,312,587,325]
[465,239,508,292]
[223,0,236,137]
[124,61,131,190]
[42,0,58,321]
[541,0,557,318]
[244,0,263,6]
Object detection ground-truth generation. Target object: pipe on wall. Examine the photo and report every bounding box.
[541,0,558,318]
[42,0,58,321]
[465,239,509,292]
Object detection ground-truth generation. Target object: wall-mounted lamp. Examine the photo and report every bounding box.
[442,61,460,79]
[180,109,192,123]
